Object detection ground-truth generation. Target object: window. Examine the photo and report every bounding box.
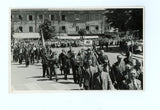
[86,26,89,31]
[95,26,99,31]
[75,14,80,21]
[51,15,55,21]
[29,15,33,21]
[38,15,43,20]
[61,15,66,21]
[29,26,33,32]
[18,15,22,20]
[76,26,79,32]
[19,26,23,32]
[62,26,66,32]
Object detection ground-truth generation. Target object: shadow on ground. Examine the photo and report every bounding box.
[70,89,81,90]
[58,81,75,84]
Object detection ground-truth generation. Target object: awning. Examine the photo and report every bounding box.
[57,36,99,39]
[13,33,41,39]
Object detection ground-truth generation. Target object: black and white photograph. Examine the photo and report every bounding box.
[10,8,144,91]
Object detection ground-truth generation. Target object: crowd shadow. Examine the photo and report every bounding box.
[31,76,43,78]
[70,89,81,90]
[58,82,75,84]
[37,79,50,81]
[34,64,42,66]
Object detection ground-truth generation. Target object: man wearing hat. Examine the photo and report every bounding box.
[111,55,126,89]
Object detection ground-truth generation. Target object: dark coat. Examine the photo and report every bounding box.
[83,66,97,89]
[93,71,114,90]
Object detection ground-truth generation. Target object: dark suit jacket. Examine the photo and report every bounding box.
[93,71,114,90]
[83,66,97,89]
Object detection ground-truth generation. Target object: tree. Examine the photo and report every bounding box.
[78,29,86,40]
[104,9,143,38]
[39,19,55,40]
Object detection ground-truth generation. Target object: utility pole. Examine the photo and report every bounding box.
[58,11,61,39]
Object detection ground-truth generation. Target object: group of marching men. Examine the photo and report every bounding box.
[12,42,143,90]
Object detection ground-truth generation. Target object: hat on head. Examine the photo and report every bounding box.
[117,55,122,59]
[126,64,132,70]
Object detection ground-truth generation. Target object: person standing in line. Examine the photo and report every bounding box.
[41,48,49,78]
[30,45,35,64]
[82,58,97,90]
[48,51,59,81]
[24,45,30,67]
[59,49,70,80]
[68,48,78,83]
[111,55,126,89]
[18,45,23,64]
[134,59,143,89]
[124,51,134,66]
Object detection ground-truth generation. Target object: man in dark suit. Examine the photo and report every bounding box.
[24,45,30,67]
[41,48,49,77]
[111,55,126,89]
[68,48,78,83]
[124,51,134,66]
[96,49,109,65]
[48,51,59,81]
[84,48,98,67]
[82,59,97,90]
[59,49,70,80]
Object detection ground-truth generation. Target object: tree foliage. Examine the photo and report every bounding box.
[78,29,86,40]
[39,19,55,40]
[105,9,143,38]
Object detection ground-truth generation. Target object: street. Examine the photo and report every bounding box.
[11,47,142,91]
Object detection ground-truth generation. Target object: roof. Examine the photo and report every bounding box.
[11,9,105,14]
[13,33,40,39]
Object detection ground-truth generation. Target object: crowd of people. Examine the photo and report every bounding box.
[12,41,143,90]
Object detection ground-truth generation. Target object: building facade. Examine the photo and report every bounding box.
[11,9,109,37]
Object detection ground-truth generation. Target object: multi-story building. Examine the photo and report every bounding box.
[11,9,110,39]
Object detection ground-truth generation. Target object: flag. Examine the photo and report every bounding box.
[40,29,46,48]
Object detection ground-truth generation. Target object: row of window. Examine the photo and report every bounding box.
[11,14,100,21]
[11,14,66,21]
[18,26,33,32]
[18,25,99,33]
